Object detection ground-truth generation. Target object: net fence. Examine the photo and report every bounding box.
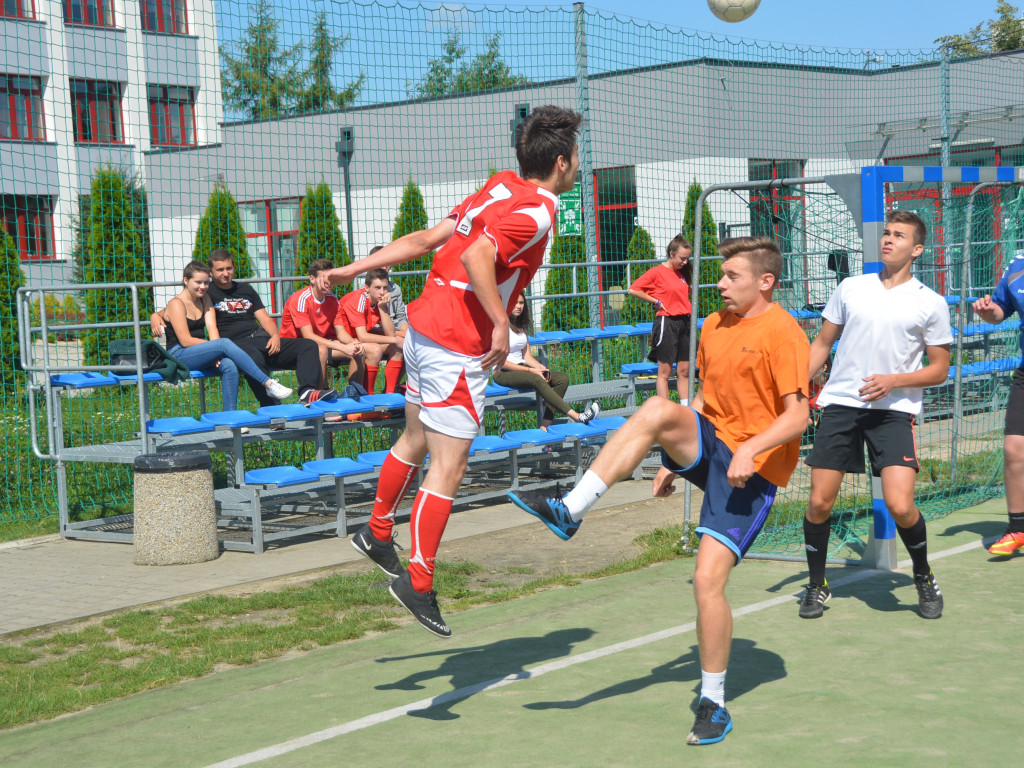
[2,1,1021,557]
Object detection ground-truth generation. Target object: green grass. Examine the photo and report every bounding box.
[0,523,692,730]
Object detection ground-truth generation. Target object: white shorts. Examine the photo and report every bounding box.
[403,326,488,440]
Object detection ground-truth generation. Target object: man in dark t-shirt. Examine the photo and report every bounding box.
[153,250,331,406]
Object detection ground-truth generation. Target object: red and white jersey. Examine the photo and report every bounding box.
[279,287,341,340]
[407,170,559,356]
[341,288,382,332]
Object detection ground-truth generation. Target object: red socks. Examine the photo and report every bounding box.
[384,359,405,393]
[408,488,453,593]
[368,451,419,541]
[365,366,379,395]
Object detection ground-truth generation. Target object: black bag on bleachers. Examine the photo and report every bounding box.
[109,339,191,384]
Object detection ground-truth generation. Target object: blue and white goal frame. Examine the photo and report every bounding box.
[691,165,1021,571]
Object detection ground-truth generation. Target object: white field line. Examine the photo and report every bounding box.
[204,538,983,768]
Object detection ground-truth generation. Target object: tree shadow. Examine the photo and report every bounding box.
[522,638,785,711]
[373,627,596,720]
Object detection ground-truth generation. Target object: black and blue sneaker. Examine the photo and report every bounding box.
[686,697,733,746]
[506,487,579,541]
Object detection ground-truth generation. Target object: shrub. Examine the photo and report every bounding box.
[295,181,349,291]
[0,228,24,387]
[542,231,591,332]
[193,184,252,278]
[682,180,723,317]
[390,180,431,301]
[80,168,153,366]
[619,226,657,325]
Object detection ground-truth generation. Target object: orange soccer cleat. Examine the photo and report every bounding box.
[988,529,1024,556]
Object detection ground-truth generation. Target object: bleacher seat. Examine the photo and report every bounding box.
[244,465,319,487]
[303,457,375,477]
[503,428,564,447]
[50,372,119,388]
[548,422,607,440]
[356,450,391,467]
[200,410,271,429]
[145,417,215,436]
[469,435,523,455]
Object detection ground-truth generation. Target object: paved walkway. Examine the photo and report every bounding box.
[0,481,654,636]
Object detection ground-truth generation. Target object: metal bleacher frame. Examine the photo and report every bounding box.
[18,278,641,553]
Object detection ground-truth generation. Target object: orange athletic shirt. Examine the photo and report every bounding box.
[696,303,810,487]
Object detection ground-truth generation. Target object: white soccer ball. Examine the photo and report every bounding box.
[708,0,761,23]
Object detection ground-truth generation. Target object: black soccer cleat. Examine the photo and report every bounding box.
[686,697,733,746]
[388,571,451,638]
[914,570,943,619]
[350,523,405,580]
[798,581,831,619]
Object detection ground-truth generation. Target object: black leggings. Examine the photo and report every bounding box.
[493,368,572,423]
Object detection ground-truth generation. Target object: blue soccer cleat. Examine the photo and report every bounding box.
[686,697,733,746]
[507,487,579,540]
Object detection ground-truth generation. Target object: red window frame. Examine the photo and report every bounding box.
[1,196,55,261]
[0,0,35,20]
[70,79,124,144]
[239,197,303,314]
[147,85,196,146]
[63,0,115,27]
[1,74,46,142]
[140,0,188,34]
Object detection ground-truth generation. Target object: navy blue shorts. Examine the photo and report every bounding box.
[661,410,778,563]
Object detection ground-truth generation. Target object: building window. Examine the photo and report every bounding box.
[1,196,55,260]
[148,85,196,146]
[140,0,187,34]
[0,0,35,20]
[70,79,124,144]
[238,198,302,311]
[592,166,638,324]
[1,75,45,141]
[64,0,115,26]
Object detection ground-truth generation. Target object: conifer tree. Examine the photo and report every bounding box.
[390,180,431,300]
[193,183,252,277]
[682,180,723,318]
[542,231,589,332]
[80,167,153,365]
[295,181,348,291]
[0,228,24,388]
[620,226,657,325]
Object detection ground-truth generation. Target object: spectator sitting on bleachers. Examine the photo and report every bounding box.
[369,245,410,334]
[279,258,366,391]
[341,267,405,394]
[152,250,336,406]
[161,260,293,410]
[492,293,599,428]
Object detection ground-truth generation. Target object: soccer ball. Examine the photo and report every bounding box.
[707,0,761,23]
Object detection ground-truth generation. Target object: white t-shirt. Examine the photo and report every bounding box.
[816,273,953,415]
[507,328,529,365]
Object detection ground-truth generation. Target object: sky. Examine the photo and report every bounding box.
[510,0,1002,53]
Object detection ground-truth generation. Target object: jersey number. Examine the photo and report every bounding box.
[455,183,513,236]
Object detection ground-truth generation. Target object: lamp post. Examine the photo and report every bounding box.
[336,126,355,277]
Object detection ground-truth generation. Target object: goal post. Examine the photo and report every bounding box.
[686,166,1020,571]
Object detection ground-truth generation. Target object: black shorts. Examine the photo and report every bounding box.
[1007,367,1024,437]
[806,404,919,474]
[327,349,352,367]
[647,315,691,364]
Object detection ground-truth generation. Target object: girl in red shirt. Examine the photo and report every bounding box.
[628,234,694,403]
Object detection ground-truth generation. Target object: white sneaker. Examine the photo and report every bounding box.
[580,402,600,424]
[265,379,293,400]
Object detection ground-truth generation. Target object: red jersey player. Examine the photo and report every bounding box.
[279,258,364,389]
[340,268,404,394]
[318,105,582,636]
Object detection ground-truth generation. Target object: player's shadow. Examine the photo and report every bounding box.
[522,638,784,711]
[374,627,595,720]
[937,519,1005,542]
[841,571,916,614]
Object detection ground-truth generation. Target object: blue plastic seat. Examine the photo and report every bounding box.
[50,372,119,388]
[356,450,392,467]
[302,457,375,477]
[548,422,607,440]
[307,397,366,416]
[633,322,654,334]
[566,327,619,341]
[602,324,641,337]
[107,370,164,383]
[244,465,319,487]
[257,403,322,421]
[189,368,220,379]
[503,428,564,447]
[529,330,569,344]
[360,393,406,410]
[621,362,658,376]
[200,410,271,428]
[587,415,627,432]
[486,383,512,397]
[469,435,523,455]
[145,417,214,435]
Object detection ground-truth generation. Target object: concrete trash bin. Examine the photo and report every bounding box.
[133,451,219,565]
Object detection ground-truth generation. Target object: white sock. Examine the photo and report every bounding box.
[700,669,727,707]
[563,470,608,521]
